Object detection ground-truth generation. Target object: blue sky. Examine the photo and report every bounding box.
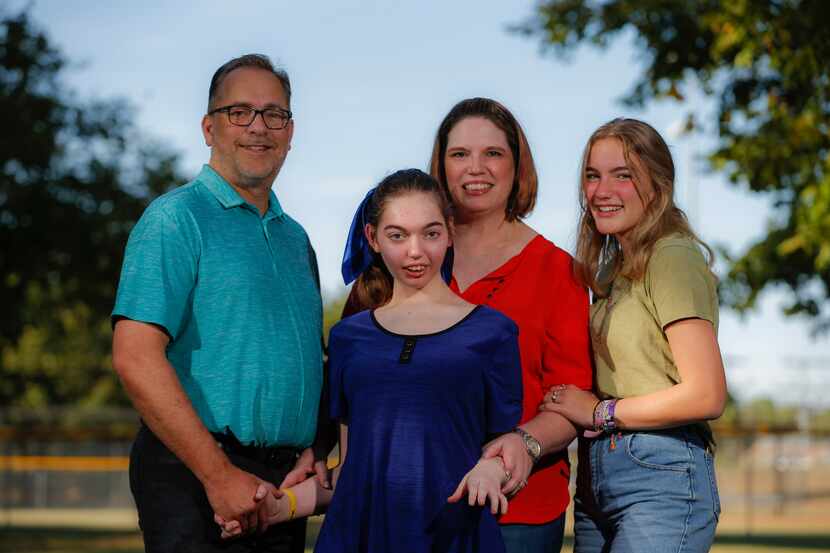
[18,0,829,404]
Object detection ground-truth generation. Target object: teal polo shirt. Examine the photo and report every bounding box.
[113,165,323,447]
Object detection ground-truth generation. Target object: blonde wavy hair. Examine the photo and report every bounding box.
[574,118,713,296]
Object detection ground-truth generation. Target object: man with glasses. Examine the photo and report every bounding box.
[112,54,329,553]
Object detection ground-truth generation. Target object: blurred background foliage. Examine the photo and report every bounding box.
[517,0,830,334]
[1,9,182,410]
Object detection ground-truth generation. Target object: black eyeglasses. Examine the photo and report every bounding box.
[208,104,293,130]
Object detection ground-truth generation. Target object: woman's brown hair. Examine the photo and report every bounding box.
[428,98,538,222]
[574,118,714,296]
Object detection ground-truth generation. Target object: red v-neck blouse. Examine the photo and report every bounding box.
[450,235,592,525]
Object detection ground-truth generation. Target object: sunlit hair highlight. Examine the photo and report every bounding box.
[574,118,714,296]
[353,169,453,310]
[428,97,538,222]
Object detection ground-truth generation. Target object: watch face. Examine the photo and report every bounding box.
[528,437,541,458]
[514,428,541,460]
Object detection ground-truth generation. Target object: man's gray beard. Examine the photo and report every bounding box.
[236,172,275,191]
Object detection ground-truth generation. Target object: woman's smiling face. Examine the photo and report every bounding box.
[443,116,515,219]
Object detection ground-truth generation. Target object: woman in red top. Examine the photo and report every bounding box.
[344,98,591,552]
[427,98,591,553]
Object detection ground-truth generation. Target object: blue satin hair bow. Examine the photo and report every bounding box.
[340,188,454,285]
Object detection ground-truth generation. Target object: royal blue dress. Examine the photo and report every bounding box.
[314,306,523,553]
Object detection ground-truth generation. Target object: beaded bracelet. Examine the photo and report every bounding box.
[592,399,619,433]
[593,400,606,432]
[604,399,618,432]
[592,400,604,431]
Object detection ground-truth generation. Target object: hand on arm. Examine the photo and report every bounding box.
[481,432,530,496]
[217,424,348,539]
[538,385,598,429]
[113,320,268,534]
[540,319,727,430]
[447,457,509,515]
[215,483,280,538]
[280,447,331,490]
[481,412,577,496]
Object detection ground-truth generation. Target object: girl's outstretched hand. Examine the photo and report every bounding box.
[447,458,509,515]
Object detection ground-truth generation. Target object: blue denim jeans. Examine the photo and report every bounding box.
[574,427,720,553]
[500,513,566,553]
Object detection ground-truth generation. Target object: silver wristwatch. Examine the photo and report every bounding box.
[512,427,541,463]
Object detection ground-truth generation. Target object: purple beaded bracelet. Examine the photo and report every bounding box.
[592,399,619,433]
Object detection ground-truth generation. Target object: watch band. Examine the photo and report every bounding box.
[512,427,541,463]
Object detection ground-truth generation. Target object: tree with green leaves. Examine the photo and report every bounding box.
[0,9,183,408]
[517,0,830,333]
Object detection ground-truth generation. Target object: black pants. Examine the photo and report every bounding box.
[129,425,307,553]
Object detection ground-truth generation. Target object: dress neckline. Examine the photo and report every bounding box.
[451,234,546,294]
[370,305,483,338]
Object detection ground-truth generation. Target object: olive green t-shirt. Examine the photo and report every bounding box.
[591,234,718,400]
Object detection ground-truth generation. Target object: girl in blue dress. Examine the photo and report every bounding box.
[220,169,524,552]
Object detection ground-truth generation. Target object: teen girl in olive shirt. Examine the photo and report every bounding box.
[541,118,726,553]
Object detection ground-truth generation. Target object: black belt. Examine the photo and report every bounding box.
[212,431,301,466]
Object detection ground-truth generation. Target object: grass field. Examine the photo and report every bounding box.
[2,509,828,553]
[1,529,827,553]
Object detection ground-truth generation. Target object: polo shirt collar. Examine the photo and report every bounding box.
[199,164,285,219]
